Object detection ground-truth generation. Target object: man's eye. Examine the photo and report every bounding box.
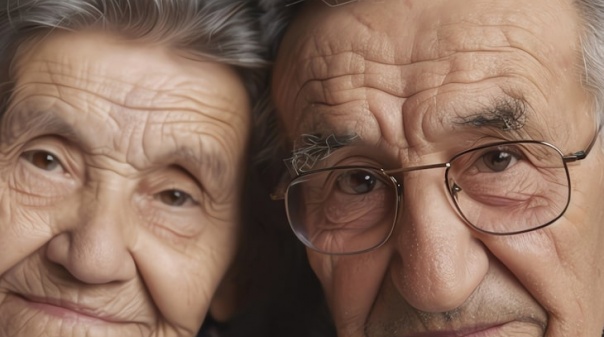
[22,150,64,172]
[478,149,520,172]
[155,189,197,207]
[336,169,382,194]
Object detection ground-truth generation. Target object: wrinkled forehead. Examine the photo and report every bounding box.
[273,0,584,137]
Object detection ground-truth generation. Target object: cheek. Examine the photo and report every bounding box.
[0,184,56,277]
[483,208,604,333]
[484,147,604,318]
[131,215,239,329]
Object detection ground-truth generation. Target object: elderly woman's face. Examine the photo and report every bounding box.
[0,31,250,337]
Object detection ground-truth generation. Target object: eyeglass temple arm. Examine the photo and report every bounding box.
[563,124,602,162]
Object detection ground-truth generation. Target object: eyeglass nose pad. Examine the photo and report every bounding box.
[449,182,462,199]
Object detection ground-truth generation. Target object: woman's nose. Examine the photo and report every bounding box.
[45,187,136,284]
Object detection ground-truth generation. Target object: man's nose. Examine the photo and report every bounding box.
[389,169,489,312]
[45,186,136,284]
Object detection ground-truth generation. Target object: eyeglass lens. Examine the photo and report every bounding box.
[286,168,398,254]
[446,141,570,234]
[285,141,571,254]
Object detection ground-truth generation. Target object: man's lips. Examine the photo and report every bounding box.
[16,293,123,324]
[402,322,508,337]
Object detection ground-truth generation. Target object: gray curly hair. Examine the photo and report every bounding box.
[0,0,268,139]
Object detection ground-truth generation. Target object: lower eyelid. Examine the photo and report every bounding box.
[139,201,208,239]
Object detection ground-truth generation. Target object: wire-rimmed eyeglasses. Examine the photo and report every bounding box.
[274,130,600,255]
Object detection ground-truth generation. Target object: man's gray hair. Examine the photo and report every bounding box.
[575,0,604,126]
[0,0,268,132]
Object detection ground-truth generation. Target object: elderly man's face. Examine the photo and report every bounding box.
[273,0,604,336]
[0,31,249,337]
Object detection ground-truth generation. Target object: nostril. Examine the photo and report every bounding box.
[48,262,80,283]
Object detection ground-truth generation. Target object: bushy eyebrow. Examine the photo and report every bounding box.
[287,133,358,173]
[454,96,527,132]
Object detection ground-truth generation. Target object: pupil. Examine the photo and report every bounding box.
[162,190,186,206]
[33,152,57,170]
[486,151,511,172]
[350,171,375,193]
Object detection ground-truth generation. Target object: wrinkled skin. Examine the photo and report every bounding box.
[273,0,604,336]
[0,31,249,337]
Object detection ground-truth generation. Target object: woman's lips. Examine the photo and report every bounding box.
[17,293,123,324]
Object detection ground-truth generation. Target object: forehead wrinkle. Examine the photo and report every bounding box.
[165,91,249,126]
[433,24,564,99]
[301,27,565,109]
[143,116,239,182]
[291,27,562,147]
[416,0,580,59]
[22,58,140,108]
[14,64,148,125]
[11,64,245,154]
[20,56,227,116]
[287,56,362,132]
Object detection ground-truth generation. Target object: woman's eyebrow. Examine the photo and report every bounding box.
[0,108,81,144]
[172,145,228,182]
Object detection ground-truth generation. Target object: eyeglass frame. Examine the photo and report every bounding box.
[275,126,601,255]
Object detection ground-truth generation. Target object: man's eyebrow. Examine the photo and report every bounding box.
[286,132,358,173]
[454,97,527,131]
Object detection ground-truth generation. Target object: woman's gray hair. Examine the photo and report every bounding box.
[0,0,268,137]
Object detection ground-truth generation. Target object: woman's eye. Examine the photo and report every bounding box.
[155,189,197,207]
[21,150,64,172]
